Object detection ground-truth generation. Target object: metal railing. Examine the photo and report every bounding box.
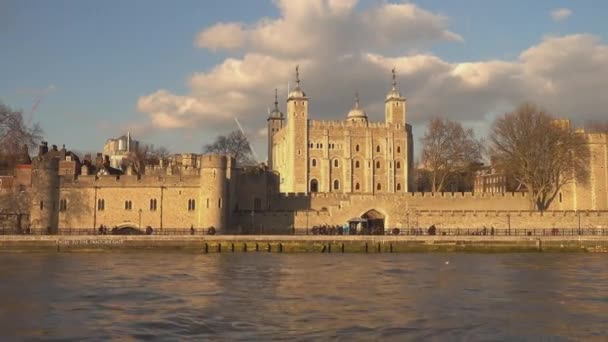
[1,227,607,237]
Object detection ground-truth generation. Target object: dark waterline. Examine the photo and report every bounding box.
[0,253,607,340]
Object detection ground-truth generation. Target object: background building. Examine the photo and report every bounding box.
[103,132,139,169]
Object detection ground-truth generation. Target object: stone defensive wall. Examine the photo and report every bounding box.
[2,235,608,253]
[58,174,202,188]
[238,209,608,233]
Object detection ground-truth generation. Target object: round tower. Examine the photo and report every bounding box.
[199,154,229,232]
[30,156,60,232]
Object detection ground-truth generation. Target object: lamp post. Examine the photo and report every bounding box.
[306,209,309,235]
[138,208,142,229]
[507,213,511,236]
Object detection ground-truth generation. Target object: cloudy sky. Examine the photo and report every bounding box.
[2,0,607,160]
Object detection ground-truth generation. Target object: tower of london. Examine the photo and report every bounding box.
[1,68,607,234]
[269,67,413,194]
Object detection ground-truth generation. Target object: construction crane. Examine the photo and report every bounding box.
[234,117,260,162]
[25,85,55,123]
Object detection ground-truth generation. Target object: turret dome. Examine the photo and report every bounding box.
[346,93,368,122]
[287,65,307,99]
[385,67,404,101]
[268,89,284,120]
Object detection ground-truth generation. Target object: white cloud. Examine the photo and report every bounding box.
[551,8,572,21]
[195,22,246,50]
[137,0,608,159]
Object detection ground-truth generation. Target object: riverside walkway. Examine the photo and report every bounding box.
[2,235,608,253]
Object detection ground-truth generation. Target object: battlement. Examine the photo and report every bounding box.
[32,156,59,170]
[200,154,232,169]
[303,191,530,200]
[60,174,201,188]
[308,119,391,129]
[586,132,608,143]
[279,192,309,199]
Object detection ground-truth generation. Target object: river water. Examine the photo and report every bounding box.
[0,253,607,340]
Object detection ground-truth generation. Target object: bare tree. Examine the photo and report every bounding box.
[122,144,171,174]
[0,102,43,169]
[490,103,590,211]
[420,118,483,192]
[203,130,255,165]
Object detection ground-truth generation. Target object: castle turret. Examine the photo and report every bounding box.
[199,154,230,232]
[284,65,309,193]
[346,92,368,123]
[267,88,284,170]
[385,68,406,126]
[30,153,60,232]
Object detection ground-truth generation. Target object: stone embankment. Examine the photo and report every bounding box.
[2,235,608,253]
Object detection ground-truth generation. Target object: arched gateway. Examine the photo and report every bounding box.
[361,209,385,232]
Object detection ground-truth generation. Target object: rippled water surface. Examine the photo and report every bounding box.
[1,253,607,340]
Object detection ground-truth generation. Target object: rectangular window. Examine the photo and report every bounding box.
[59,199,67,211]
[150,198,157,211]
[125,200,132,210]
[97,199,105,211]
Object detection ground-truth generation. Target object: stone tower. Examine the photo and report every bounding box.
[30,155,60,231]
[199,154,230,232]
[285,65,309,193]
[385,68,406,126]
[267,88,284,170]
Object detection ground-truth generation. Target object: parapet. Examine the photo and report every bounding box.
[308,119,397,130]
[200,154,232,169]
[32,156,59,170]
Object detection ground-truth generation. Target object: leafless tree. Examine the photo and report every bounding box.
[0,102,43,169]
[490,103,590,211]
[122,144,170,174]
[203,130,256,165]
[420,118,483,192]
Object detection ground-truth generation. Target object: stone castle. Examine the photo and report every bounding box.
[1,68,607,232]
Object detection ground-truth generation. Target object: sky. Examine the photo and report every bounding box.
[1,0,607,160]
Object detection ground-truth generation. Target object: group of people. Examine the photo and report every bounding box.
[96,225,154,235]
[310,225,401,235]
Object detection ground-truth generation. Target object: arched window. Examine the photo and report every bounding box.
[397,146,401,153]
[310,179,319,193]
[396,183,401,191]
[377,183,382,191]
[311,159,317,167]
[376,145,380,153]
[355,144,360,152]
[396,161,401,169]
[355,160,360,168]
[376,161,381,169]
[97,199,105,211]
[334,159,339,167]
[333,179,340,190]
[355,182,360,191]
[59,199,67,211]
[124,200,132,210]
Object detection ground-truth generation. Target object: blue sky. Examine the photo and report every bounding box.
[1,0,607,158]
